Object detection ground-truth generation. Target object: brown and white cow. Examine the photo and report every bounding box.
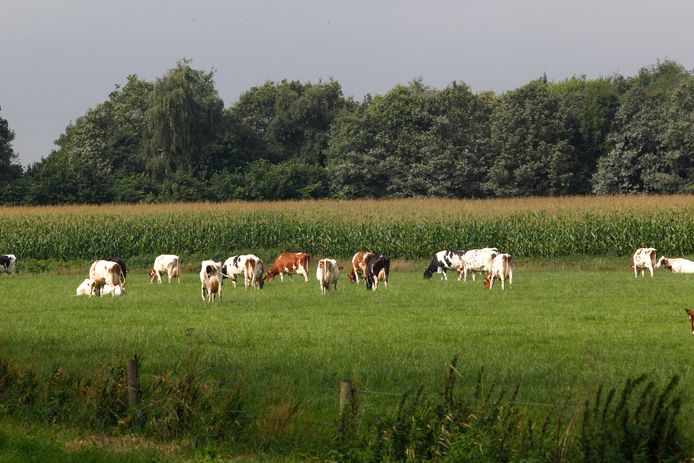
[348,251,371,284]
[632,248,657,278]
[483,253,513,290]
[316,258,343,295]
[88,260,124,297]
[200,259,222,302]
[265,252,310,282]
[686,309,694,335]
[656,256,694,274]
[459,247,498,282]
[206,274,221,303]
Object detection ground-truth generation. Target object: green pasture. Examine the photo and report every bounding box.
[0,262,692,457]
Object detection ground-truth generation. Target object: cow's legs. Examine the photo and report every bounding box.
[648,265,654,278]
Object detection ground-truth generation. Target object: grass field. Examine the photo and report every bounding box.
[1,260,692,459]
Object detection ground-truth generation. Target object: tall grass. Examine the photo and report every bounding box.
[2,197,694,262]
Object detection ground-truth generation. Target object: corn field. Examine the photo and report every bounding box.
[1,197,694,261]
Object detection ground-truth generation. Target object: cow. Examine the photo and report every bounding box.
[365,254,390,291]
[348,251,371,284]
[483,253,513,290]
[460,248,499,282]
[656,256,694,274]
[200,259,222,302]
[316,258,343,295]
[206,274,221,303]
[149,254,181,284]
[265,252,310,282]
[222,254,264,289]
[0,254,17,276]
[423,250,465,280]
[101,283,124,296]
[632,248,657,278]
[88,260,124,297]
[686,309,694,335]
[76,278,93,296]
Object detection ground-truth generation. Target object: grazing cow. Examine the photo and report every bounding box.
[460,248,499,282]
[265,252,310,282]
[365,254,390,291]
[423,250,465,280]
[348,251,371,284]
[483,253,513,290]
[656,256,694,274]
[76,278,93,296]
[88,260,124,297]
[316,258,343,295]
[149,254,181,284]
[206,274,221,303]
[632,248,657,278]
[200,260,222,302]
[0,254,17,276]
[222,254,265,289]
[686,309,694,335]
[108,256,127,287]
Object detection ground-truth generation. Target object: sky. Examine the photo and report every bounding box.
[2,0,694,166]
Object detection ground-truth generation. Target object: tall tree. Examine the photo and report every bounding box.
[0,107,24,204]
[144,60,224,179]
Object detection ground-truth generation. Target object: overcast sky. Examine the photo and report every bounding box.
[3,0,694,166]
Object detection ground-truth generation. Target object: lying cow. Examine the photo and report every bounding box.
[223,254,265,289]
[76,278,124,296]
[460,247,498,282]
[0,254,17,276]
[89,260,124,297]
[348,251,370,284]
[483,253,513,290]
[76,278,93,296]
[656,256,694,274]
[632,248,657,278]
[150,254,180,284]
[265,252,310,282]
[365,254,390,291]
[686,309,694,335]
[316,258,342,295]
[423,250,465,280]
[200,259,222,302]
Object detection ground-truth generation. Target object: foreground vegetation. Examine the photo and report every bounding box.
[1,265,692,460]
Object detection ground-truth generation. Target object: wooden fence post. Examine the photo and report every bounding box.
[127,356,140,407]
[340,380,357,415]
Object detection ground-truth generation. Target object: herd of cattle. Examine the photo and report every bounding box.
[2,248,694,332]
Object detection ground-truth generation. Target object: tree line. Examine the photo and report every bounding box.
[1,59,693,205]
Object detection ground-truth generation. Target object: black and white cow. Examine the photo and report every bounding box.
[365,254,390,291]
[0,254,17,276]
[423,250,465,280]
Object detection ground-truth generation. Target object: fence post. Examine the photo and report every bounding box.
[127,356,140,407]
[340,379,357,415]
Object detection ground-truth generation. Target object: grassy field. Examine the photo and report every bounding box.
[1,261,692,458]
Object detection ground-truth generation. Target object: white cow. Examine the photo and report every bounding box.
[0,254,17,276]
[222,254,265,289]
[76,278,93,296]
[484,253,513,290]
[101,283,124,296]
[632,248,657,278]
[460,248,499,281]
[88,260,124,297]
[149,254,181,284]
[200,259,222,302]
[656,256,694,274]
[316,258,342,295]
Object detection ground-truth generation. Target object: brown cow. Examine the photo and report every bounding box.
[265,252,310,282]
[686,309,694,335]
[348,251,372,284]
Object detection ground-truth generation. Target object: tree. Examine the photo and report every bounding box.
[0,107,24,204]
[144,60,224,179]
[592,61,694,194]
[485,79,576,196]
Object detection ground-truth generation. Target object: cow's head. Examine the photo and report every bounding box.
[423,269,433,279]
[148,268,157,283]
[656,257,671,270]
[348,272,356,283]
[483,274,492,289]
[686,309,694,335]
